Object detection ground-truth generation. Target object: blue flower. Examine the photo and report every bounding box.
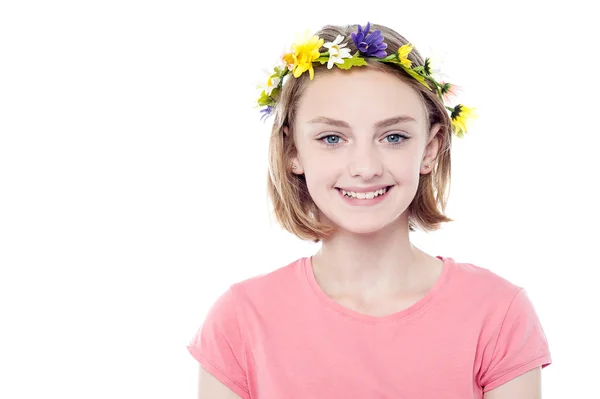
[351,22,388,58]
[260,106,273,121]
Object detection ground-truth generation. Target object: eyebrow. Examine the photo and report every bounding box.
[307,115,417,128]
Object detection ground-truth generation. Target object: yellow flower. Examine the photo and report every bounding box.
[287,31,325,80]
[281,52,295,71]
[398,44,413,68]
[451,105,477,137]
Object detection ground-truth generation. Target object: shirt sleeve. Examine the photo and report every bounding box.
[187,286,250,399]
[479,287,552,392]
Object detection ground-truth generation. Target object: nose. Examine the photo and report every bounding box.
[348,145,383,180]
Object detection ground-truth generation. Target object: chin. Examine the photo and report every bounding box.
[328,214,403,236]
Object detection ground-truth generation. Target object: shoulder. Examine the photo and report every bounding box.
[443,256,550,349]
[440,256,532,326]
[232,256,305,288]
[226,256,307,307]
[445,256,523,301]
[445,257,554,390]
[190,256,307,344]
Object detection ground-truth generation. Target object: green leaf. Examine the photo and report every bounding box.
[315,53,330,64]
[423,58,432,75]
[336,55,368,70]
[278,69,290,80]
[381,53,398,62]
[403,67,431,89]
[257,92,275,107]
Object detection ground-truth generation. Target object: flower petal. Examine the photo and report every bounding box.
[370,31,383,44]
[398,44,413,59]
[339,48,352,58]
[373,49,388,58]
[352,32,365,47]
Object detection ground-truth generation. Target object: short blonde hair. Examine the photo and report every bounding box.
[267,23,453,242]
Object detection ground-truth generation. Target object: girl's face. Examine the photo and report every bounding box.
[290,68,441,235]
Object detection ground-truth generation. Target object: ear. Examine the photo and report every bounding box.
[290,157,304,175]
[421,123,442,174]
[283,126,305,175]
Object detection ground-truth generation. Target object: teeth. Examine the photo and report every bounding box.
[340,187,388,199]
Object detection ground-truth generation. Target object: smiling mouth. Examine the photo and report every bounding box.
[335,186,393,199]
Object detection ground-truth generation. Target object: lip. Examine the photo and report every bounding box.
[335,185,393,206]
[335,184,391,193]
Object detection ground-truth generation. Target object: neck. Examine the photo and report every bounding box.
[312,216,429,301]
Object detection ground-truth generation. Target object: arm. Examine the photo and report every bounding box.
[483,367,542,399]
[198,365,243,399]
[188,287,250,398]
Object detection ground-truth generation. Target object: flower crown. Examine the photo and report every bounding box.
[257,22,476,137]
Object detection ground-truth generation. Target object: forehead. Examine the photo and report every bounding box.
[295,68,426,127]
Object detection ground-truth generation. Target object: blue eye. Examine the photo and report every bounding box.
[318,133,409,147]
[322,135,341,145]
[385,134,406,143]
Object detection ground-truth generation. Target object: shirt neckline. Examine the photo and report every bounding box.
[303,255,453,325]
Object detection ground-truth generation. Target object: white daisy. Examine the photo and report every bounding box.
[323,35,352,69]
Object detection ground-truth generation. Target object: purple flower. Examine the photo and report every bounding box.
[260,106,273,121]
[351,22,388,58]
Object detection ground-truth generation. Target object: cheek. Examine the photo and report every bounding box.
[385,153,421,178]
[301,156,339,194]
[300,150,332,175]
[392,168,419,186]
[304,163,335,188]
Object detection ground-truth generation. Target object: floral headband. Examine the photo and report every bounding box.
[257,22,476,137]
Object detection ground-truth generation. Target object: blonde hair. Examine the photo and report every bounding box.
[267,23,453,242]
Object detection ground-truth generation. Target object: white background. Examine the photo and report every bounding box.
[1,1,598,398]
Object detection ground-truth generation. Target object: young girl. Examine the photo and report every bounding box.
[187,22,552,398]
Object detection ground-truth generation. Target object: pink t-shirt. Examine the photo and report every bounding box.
[187,256,552,398]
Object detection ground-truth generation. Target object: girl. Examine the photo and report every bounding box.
[187,22,552,398]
